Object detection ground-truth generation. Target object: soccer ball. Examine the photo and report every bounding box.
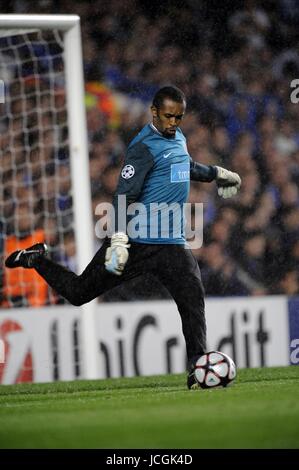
[191,351,237,389]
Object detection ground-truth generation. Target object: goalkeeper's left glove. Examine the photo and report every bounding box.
[105,232,130,276]
[214,166,241,199]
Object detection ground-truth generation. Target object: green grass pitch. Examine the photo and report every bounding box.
[0,366,298,449]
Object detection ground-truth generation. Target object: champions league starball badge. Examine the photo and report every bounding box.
[121,165,135,179]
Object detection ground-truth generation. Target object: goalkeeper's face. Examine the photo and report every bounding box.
[151,98,186,138]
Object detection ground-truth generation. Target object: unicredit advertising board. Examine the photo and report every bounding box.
[0,296,298,384]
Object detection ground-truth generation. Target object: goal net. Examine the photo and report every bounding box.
[0,20,93,309]
[0,28,72,307]
[0,16,99,383]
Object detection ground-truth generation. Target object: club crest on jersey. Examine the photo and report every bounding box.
[121,164,135,179]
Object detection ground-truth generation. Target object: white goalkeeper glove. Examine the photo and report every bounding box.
[105,232,130,276]
[215,166,241,199]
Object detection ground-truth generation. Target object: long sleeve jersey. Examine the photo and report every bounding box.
[112,123,216,244]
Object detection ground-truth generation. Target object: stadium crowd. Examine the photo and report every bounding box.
[1,0,299,306]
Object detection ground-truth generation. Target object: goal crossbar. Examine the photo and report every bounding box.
[0,15,80,31]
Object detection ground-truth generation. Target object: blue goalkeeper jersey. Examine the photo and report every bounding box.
[113,123,216,244]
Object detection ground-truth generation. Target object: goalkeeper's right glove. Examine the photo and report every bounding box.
[105,232,130,276]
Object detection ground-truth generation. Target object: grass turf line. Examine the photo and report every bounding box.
[0,366,298,448]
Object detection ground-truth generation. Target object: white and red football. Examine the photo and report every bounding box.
[193,351,237,389]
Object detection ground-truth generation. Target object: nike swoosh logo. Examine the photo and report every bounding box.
[15,248,41,262]
[15,250,25,261]
[163,152,172,158]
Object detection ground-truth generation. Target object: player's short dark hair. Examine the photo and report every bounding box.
[152,86,186,109]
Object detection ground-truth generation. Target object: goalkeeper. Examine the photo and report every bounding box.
[5,86,241,388]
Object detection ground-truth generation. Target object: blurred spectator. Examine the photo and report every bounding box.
[199,242,250,296]
[211,126,232,165]
[228,0,271,50]
[2,205,49,307]
[275,267,299,296]
[1,0,299,303]
[54,231,77,274]
[275,116,298,156]
[237,230,267,286]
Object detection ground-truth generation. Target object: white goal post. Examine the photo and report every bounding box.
[0,15,99,379]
